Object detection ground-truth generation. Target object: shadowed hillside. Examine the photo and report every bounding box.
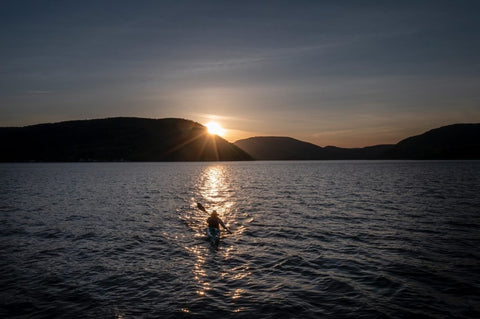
[386,123,480,159]
[234,136,394,160]
[0,117,252,162]
[234,124,480,160]
[233,137,327,160]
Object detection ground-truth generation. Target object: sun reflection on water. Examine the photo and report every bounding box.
[182,164,251,311]
[199,165,228,206]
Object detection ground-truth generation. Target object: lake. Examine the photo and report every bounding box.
[1,161,479,318]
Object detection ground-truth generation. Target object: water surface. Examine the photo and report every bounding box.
[1,161,479,318]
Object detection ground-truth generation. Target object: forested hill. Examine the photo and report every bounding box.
[233,137,327,160]
[234,123,480,160]
[0,117,252,162]
[386,123,480,159]
[2,120,478,161]
[234,137,394,160]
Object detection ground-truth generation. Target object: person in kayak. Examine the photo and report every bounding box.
[207,210,232,234]
[206,210,231,247]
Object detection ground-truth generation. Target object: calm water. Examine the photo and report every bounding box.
[1,161,479,318]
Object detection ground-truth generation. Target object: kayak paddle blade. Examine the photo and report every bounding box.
[197,202,207,213]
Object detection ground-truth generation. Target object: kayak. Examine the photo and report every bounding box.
[206,227,220,247]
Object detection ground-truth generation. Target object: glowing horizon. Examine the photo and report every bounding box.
[1,2,479,148]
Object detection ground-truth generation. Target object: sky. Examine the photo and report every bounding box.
[1,0,479,147]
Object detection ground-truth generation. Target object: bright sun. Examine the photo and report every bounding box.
[206,121,226,136]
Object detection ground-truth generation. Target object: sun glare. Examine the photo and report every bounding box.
[206,121,226,137]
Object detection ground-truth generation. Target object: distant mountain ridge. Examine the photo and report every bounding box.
[233,137,326,160]
[386,123,480,159]
[234,123,480,160]
[2,119,478,162]
[0,117,252,162]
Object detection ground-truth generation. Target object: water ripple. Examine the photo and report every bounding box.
[0,161,479,318]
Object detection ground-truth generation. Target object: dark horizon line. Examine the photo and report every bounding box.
[1,116,479,151]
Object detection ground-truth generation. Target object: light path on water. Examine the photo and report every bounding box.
[0,161,479,318]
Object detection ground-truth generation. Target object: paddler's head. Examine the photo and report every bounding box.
[211,210,218,217]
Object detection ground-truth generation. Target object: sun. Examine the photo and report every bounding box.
[206,121,226,137]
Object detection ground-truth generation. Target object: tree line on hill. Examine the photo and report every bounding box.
[1,118,478,162]
[234,124,480,160]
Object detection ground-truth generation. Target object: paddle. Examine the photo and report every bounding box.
[197,202,232,234]
[197,202,208,215]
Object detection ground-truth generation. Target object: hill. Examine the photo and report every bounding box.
[234,137,394,160]
[386,123,480,159]
[234,124,480,160]
[0,117,252,162]
[233,137,327,160]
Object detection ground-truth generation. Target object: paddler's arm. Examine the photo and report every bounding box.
[219,219,232,234]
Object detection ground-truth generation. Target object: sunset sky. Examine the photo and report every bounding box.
[1,1,479,147]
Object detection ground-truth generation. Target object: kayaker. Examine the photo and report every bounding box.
[207,210,232,234]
